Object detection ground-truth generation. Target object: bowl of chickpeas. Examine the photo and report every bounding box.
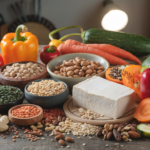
[24,79,69,108]
[0,61,48,91]
[47,53,110,93]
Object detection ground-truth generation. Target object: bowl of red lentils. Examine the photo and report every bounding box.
[8,104,43,126]
[24,79,69,108]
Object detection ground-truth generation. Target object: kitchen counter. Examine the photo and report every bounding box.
[0,45,150,150]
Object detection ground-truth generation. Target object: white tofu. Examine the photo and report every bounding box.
[72,76,137,119]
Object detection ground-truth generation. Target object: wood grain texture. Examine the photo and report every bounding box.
[0,61,47,91]
[63,97,135,125]
[8,104,43,126]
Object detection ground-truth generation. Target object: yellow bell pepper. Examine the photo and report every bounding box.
[49,25,83,47]
[1,24,38,64]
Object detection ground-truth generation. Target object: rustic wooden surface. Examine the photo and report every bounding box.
[0,45,150,150]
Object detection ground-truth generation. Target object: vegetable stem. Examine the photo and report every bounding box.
[49,25,83,40]
[59,33,81,41]
[12,25,28,42]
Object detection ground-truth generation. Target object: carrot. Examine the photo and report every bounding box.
[134,97,150,122]
[65,39,141,65]
[58,43,130,65]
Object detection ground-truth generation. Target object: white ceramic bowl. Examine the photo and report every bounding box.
[47,53,109,93]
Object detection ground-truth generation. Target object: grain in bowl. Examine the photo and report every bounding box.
[27,80,66,96]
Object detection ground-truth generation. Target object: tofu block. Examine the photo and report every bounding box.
[73,76,137,119]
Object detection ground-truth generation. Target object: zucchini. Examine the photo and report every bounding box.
[82,28,150,57]
[137,124,150,137]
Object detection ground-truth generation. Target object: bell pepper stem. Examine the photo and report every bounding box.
[59,33,82,41]
[46,46,56,53]
[49,25,83,40]
[13,24,28,42]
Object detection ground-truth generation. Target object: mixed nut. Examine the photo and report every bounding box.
[52,57,105,77]
[96,120,141,141]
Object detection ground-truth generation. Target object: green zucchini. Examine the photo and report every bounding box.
[137,124,150,137]
[82,28,150,57]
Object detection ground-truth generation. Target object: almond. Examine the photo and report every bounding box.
[54,131,62,136]
[65,137,74,142]
[128,131,141,138]
[59,139,66,146]
[55,134,64,140]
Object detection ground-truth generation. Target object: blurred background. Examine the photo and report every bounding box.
[0,0,150,44]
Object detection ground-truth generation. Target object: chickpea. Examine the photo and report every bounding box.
[31,65,36,69]
[25,73,31,78]
[23,70,29,74]
[14,67,20,72]
[10,71,16,77]
[19,69,24,73]
[26,63,32,68]
[4,72,10,77]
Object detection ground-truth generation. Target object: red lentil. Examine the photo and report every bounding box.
[11,106,40,118]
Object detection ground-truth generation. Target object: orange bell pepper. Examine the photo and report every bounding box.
[1,24,38,64]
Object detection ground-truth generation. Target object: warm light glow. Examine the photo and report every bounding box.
[101,10,128,31]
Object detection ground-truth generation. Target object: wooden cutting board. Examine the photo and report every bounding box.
[63,97,135,125]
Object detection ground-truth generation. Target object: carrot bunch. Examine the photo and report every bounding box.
[57,39,141,65]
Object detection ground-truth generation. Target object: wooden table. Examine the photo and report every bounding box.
[0,45,150,150]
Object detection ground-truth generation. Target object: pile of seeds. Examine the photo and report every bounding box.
[108,65,128,81]
[0,86,23,104]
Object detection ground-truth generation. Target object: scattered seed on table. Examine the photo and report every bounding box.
[83,143,86,146]
[13,139,16,142]
[12,136,16,139]
[105,144,109,147]
[41,137,45,140]
[5,132,9,135]
[67,145,70,148]
[3,136,6,139]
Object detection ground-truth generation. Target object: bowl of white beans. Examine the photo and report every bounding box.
[0,61,48,91]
